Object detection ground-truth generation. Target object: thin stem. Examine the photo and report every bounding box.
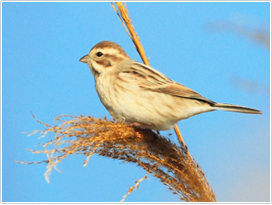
[174,124,186,147]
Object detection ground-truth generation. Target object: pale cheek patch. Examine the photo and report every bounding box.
[91,61,108,74]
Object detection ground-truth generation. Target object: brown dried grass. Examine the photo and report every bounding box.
[17,114,216,202]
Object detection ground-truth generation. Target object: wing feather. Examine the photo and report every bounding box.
[119,62,215,105]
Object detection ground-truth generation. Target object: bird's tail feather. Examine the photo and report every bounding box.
[213,103,262,114]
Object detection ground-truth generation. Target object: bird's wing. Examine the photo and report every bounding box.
[119,62,215,105]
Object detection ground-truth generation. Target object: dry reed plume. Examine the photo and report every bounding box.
[17,114,216,202]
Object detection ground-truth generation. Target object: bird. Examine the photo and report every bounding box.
[79,41,262,131]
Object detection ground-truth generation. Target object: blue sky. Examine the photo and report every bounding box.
[2,2,270,202]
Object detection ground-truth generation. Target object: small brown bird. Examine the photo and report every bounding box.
[80,41,262,130]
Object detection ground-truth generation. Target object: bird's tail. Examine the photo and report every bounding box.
[213,103,262,114]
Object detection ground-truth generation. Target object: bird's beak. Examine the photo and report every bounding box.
[79,55,89,63]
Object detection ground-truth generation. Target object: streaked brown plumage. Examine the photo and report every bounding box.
[80,41,262,130]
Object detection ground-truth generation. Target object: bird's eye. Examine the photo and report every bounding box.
[96,52,103,57]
